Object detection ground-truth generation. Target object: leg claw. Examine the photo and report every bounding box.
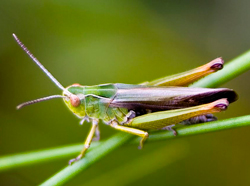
[172,130,177,136]
[68,158,77,165]
[68,155,82,165]
[92,136,100,141]
[161,124,177,136]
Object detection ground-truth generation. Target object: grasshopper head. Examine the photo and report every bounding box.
[63,84,86,118]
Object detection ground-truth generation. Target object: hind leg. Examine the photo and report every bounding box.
[143,58,223,86]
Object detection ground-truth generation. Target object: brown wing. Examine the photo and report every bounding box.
[110,83,237,111]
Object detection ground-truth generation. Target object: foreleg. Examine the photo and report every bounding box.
[69,119,98,165]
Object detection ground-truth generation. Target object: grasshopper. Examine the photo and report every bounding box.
[13,34,238,165]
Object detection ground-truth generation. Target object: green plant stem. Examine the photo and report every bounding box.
[40,133,132,186]
[83,141,188,186]
[1,114,249,173]
[0,143,100,172]
[39,115,250,185]
[134,115,250,143]
[192,50,250,88]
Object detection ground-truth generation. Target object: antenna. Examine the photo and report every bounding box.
[12,33,65,91]
[13,34,72,109]
[17,95,67,109]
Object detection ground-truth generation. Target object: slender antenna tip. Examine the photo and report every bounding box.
[12,33,66,91]
[12,33,17,39]
[16,95,67,110]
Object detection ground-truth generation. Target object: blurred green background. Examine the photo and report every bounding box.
[1,0,250,185]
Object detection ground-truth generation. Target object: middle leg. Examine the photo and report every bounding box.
[110,121,148,149]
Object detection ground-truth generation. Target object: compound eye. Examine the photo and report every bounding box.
[70,95,80,107]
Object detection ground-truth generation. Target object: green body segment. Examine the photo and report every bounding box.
[63,83,237,128]
[63,84,130,124]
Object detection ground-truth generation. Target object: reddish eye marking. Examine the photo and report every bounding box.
[70,95,80,107]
